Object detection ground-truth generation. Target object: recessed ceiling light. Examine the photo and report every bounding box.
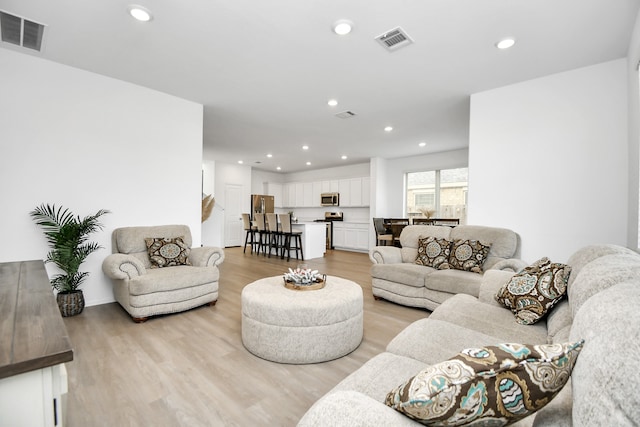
[238,160,243,164]
[306,161,311,166]
[128,5,153,22]
[384,126,393,132]
[276,166,281,171]
[333,20,353,36]
[302,145,309,150]
[419,142,426,147]
[328,99,338,107]
[266,154,273,158]
[341,155,348,160]
[496,38,515,49]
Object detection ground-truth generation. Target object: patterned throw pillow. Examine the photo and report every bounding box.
[440,239,491,274]
[145,236,192,268]
[415,237,452,268]
[385,340,584,426]
[495,257,571,325]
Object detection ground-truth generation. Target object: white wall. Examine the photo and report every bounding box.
[0,48,203,306]
[382,149,469,217]
[627,9,640,249]
[251,169,285,194]
[213,162,252,246]
[469,59,628,262]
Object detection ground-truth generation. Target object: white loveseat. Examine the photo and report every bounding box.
[370,225,526,310]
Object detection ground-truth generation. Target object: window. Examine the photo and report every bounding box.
[406,167,468,224]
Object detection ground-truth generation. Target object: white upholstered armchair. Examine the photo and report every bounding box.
[102,224,224,322]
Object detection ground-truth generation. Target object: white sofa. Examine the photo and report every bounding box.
[102,224,224,322]
[370,225,527,310]
[298,243,640,426]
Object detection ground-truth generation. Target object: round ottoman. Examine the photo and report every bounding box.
[241,275,363,364]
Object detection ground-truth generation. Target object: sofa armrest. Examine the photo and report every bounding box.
[369,246,403,264]
[478,269,516,306]
[102,254,146,280]
[297,391,418,427]
[189,246,225,267]
[490,258,528,272]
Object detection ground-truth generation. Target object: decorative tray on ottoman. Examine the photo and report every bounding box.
[283,268,326,291]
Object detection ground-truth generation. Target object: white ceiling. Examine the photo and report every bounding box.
[2,0,639,172]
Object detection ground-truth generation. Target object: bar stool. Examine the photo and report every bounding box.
[265,213,283,258]
[254,213,270,256]
[242,213,258,253]
[279,213,304,261]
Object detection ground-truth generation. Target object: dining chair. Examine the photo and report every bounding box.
[373,218,393,246]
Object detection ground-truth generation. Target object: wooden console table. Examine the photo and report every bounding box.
[0,260,74,426]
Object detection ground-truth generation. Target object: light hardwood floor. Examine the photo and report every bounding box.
[63,247,428,427]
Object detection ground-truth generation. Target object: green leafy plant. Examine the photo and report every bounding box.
[30,204,110,292]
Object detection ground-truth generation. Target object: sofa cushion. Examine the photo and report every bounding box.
[570,281,640,425]
[545,300,571,344]
[426,270,483,297]
[440,239,491,273]
[298,390,419,427]
[371,264,431,288]
[128,265,219,295]
[430,294,548,343]
[145,236,192,268]
[495,257,571,325]
[384,341,583,426]
[415,237,451,269]
[565,244,638,287]
[331,352,429,402]
[568,252,640,318]
[387,318,507,365]
[450,225,518,270]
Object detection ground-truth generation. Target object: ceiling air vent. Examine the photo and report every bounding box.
[375,27,413,52]
[0,11,46,51]
[335,111,356,119]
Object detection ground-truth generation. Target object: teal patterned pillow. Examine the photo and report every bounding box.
[385,340,584,426]
[495,257,571,325]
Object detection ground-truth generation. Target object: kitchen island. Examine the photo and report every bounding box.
[291,222,326,260]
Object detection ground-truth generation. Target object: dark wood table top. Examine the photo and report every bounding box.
[0,260,74,379]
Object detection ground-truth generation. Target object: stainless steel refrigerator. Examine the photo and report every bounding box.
[251,194,275,219]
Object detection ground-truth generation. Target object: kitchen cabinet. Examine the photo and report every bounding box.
[303,182,313,207]
[312,182,322,206]
[338,179,351,206]
[333,222,369,252]
[295,183,304,207]
[284,183,296,208]
[282,177,369,208]
[264,182,283,208]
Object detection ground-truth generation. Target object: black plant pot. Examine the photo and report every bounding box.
[57,290,85,317]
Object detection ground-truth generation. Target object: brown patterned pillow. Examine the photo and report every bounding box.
[440,239,491,273]
[385,340,584,426]
[415,237,452,268]
[145,236,192,268]
[495,257,571,325]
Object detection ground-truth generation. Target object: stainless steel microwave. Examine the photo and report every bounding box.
[321,192,340,206]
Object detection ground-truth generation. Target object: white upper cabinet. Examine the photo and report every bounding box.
[303,182,313,207]
[265,182,283,208]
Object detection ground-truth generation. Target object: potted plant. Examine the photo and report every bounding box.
[30,203,110,317]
